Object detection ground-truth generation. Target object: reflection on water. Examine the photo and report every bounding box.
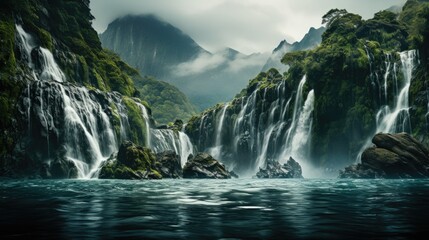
[1,179,428,239]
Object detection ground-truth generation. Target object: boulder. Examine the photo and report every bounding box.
[340,133,429,178]
[99,141,162,180]
[155,150,182,178]
[183,153,231,179]
[256,157,303,178]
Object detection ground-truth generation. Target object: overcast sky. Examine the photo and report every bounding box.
[90,0,406,54]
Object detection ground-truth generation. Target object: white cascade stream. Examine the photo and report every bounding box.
[356,50,418,162]
[16,24,195,178]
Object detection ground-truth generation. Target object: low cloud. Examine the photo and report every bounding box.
[91,0,405,54]
[173,52,227,76]
[227,53,270,72]
[172,50,270,77]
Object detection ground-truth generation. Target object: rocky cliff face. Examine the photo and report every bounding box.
[185,2,429,177]
[185,69,315,176]
[0,0,195,178]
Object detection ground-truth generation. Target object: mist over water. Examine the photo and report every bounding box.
[1,179,428,239]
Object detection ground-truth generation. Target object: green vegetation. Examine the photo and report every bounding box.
[134,76,197,124]
[1,0,138,97]
[188,0,429,167]
[278,1,429,165]
[0,11,22,158]
[122,97,149,147]
[99,142,162,180]
[401,0,429,143]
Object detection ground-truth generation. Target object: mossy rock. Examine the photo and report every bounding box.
[99,141,162,180]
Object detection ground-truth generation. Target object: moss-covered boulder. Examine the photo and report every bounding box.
[339,133,429,178]
[99,141,161,180]
[183,153,231,179]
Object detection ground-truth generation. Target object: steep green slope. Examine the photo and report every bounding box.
[0,0,160,177]
[185,0,429,172]
[283,1,429,166]
[0,0,142,155]
[134,76,197,124]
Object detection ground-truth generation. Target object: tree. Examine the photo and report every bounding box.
[322,9,348,28]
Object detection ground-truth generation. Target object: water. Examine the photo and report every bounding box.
[356,50,418,163]
[1,179,428,239]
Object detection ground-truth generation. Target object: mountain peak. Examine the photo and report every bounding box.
[218,47,243,59]
[100,14,207,79]
[262,26,325,72]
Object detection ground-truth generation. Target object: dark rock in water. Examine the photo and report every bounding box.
[340,133,429,178]
[99,141,162,180]
[339,163,384,179]
[155,150,182,178]
[49,158,78,179]
[183,153,231,179]
[256,157,303,178]
[229,171,239,178]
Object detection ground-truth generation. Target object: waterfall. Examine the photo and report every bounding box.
[38,48,65,82]
[208,103,228,159]
[189,72,317,176]
[280,90,315,176]
[137,102,152,146]
[150,129,194,167]
[356,50,418,162]
[60,85,117,178]
[16,25,65,83]
[285,76,307,146]
[16,24,197,178]
[16,25,35,66]
[376,50,417,132]
[383,53,392,104]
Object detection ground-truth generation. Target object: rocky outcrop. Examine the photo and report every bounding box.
[256,157,303,178]
[340,133,429,178]
[99,141,161,180]
[101,142,233,180]
[183,153,231,179]
[155,150,182,178]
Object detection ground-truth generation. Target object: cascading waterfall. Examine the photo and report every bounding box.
[208,103,228,159]
[150,129,194,167]
[284,76,308,147]
[377,50,417,133]
[356,50,418,162]
[192,74,316,176]
[279,90,315,176]
[137,102,152,146]
[60,84,118,178]
[16,24,195,178]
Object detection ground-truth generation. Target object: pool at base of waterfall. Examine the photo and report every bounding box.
[1,179,428,239]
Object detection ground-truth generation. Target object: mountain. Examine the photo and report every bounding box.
[100,15,207,80]
[262,27,325,73]
[100,15,269,110]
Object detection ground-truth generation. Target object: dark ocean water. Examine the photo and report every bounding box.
[1,178,428,239]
